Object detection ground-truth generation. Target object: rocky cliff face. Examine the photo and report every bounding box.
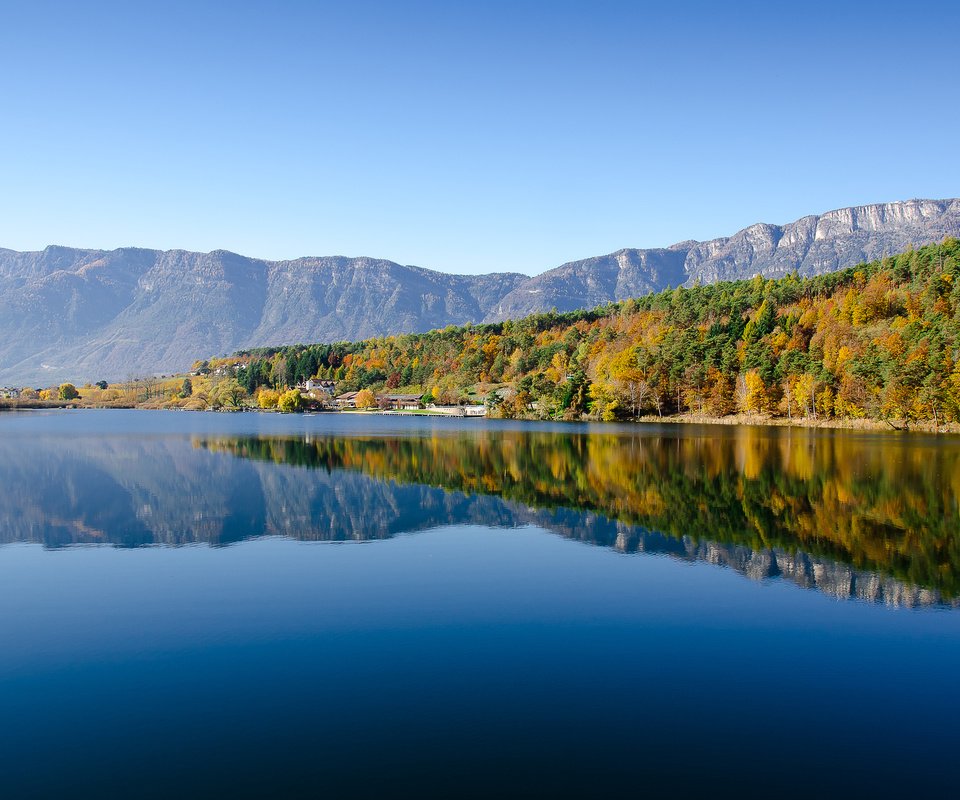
[0,249,527,383]
[484,198,960,320]
[1,198,957,383]
[484,247,689,321]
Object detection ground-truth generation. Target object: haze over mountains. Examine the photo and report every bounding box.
[1,198,958,384]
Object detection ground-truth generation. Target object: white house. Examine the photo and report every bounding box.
[298,379,336,396]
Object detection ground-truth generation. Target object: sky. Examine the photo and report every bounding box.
[1,0,957,275]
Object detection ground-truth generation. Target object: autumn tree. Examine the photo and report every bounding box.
[277,389,303,413]
[355,388,377,409]
[257,388,280,409]
[208,379,246,409]
[740,370,766,414]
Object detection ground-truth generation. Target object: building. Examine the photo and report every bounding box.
[379,394,423,411]
[297,379,336,397]
[335,391,360,409]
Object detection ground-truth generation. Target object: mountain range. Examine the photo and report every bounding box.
[1,197,958,384]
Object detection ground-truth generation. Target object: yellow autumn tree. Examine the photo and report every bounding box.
[257,388,280,409]
[355,388,377,409]
[58,383,80,400]
[793,373,816,418]
[277,389,303,413]
[740,370,766,414]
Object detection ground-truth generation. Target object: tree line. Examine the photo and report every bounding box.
[204,238,960,424]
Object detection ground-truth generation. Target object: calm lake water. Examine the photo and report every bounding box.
[1,409,959,797]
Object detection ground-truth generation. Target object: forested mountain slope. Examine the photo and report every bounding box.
[486,199,960,319]
[234,238,960,425]
[1,198,957,384]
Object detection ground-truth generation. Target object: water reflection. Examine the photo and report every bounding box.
[1,425,958,606]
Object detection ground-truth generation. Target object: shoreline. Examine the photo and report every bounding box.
[629,413,960,434]
[0,400,74,411]
[9,401,959,435]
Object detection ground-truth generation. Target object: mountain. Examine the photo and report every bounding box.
[1,198,958,384]
[484,198,960,320]
[0,250,526,384]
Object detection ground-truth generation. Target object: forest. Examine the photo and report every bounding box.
[207,238,959,424]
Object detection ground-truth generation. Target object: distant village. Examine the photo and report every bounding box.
[0,375,490,415]
[290,379,487,415]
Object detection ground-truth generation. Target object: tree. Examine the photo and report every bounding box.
[485,391,504,413]
[743,297,776,343]
[277,389,303,413]
[587,382,618,421]
[706,369,735,416]
[95,380,108,390]
[179,378,193,398]
[58,383,80,400]
[257,388,280,409]
[355,388,377,409]
[740,371,766,414]
[607,348,650,417]
[793,373,817,418]
[272,357,290,388]
[208,379,246,409]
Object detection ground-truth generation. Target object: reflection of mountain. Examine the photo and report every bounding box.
[200,430,960,602]
[0,439,479,546]
[0,428,957,607]
[544,514,947,608]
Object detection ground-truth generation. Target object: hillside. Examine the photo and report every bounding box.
[1,198,958,384]
[230,238,960,426]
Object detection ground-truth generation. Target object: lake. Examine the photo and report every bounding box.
[1,409,958,797]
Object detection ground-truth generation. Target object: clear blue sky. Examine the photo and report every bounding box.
[1,0,957,275]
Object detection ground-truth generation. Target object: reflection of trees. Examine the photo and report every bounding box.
[0,426,955,602]
[200,428,960,597]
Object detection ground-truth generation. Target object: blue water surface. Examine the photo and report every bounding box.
[0,410,957,798]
